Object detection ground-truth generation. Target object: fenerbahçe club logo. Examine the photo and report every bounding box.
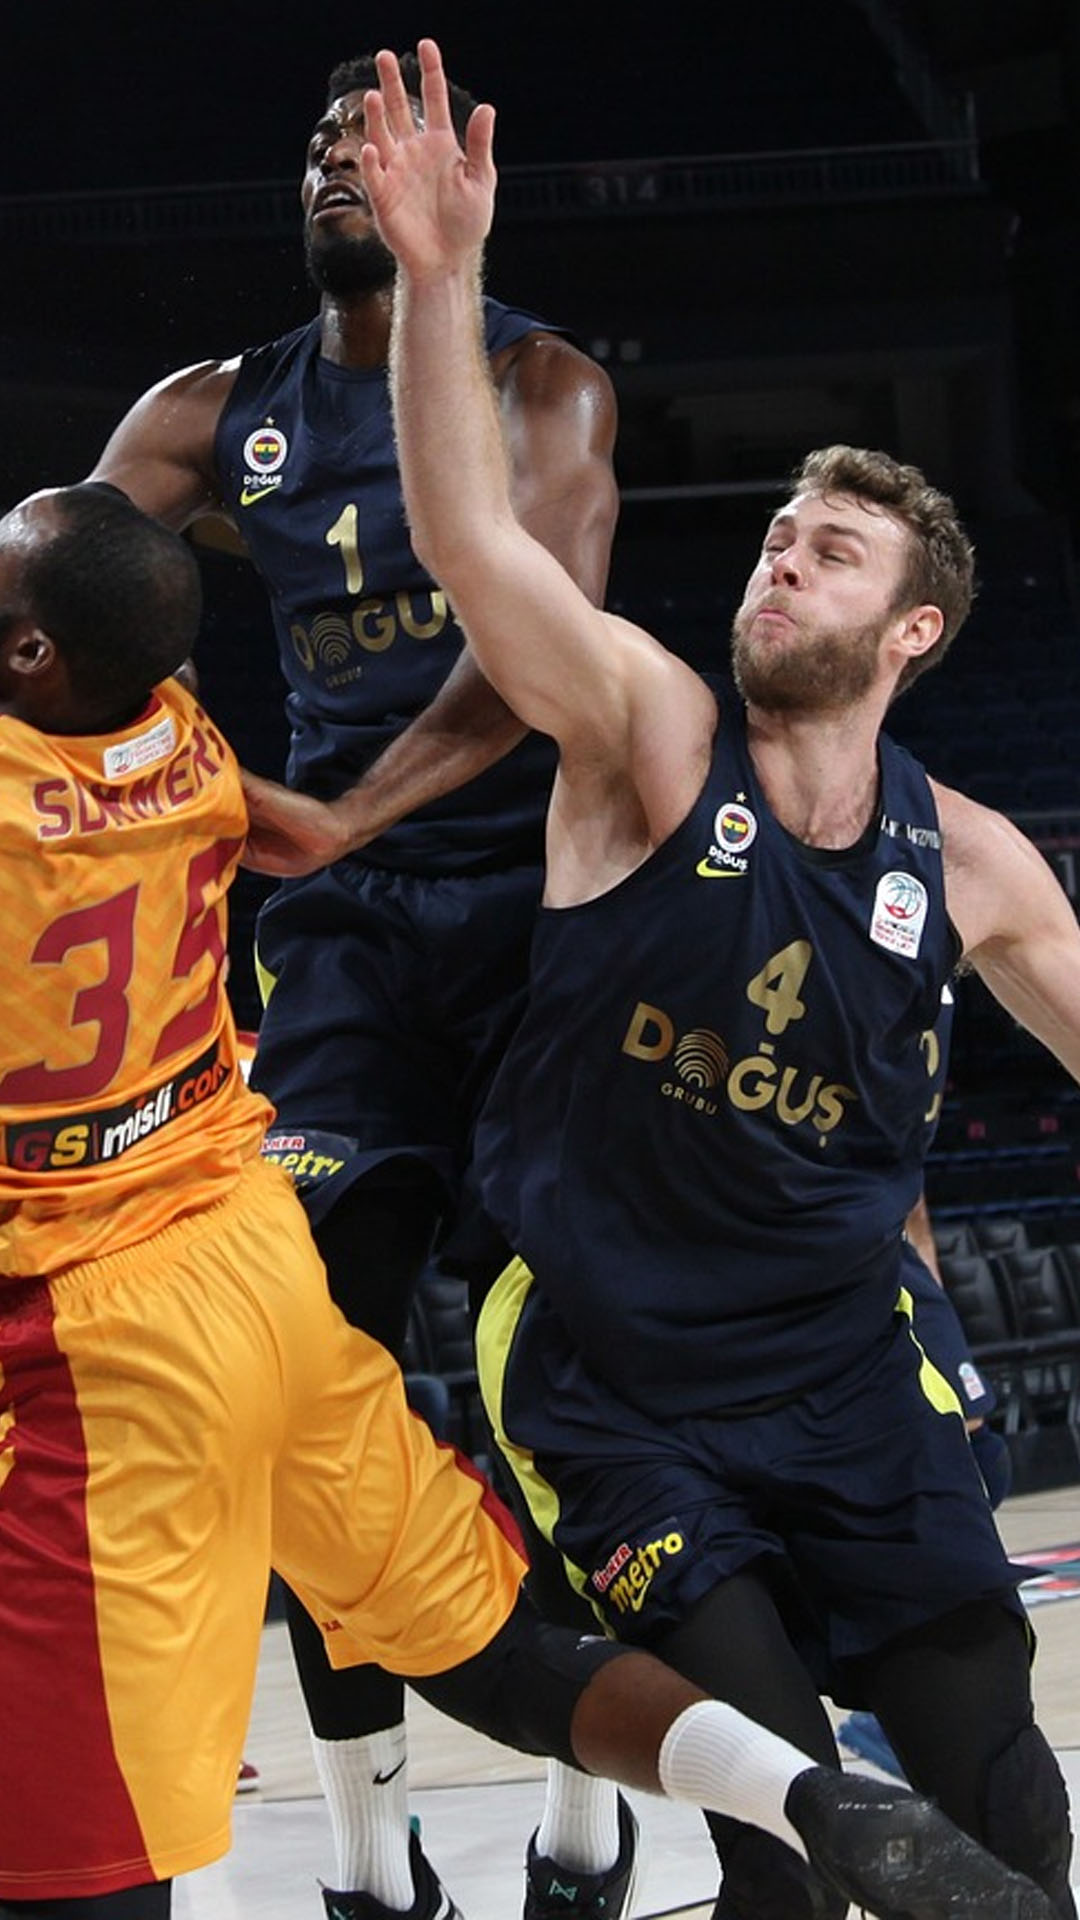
[696,798,758,879]
[240,424,289,506]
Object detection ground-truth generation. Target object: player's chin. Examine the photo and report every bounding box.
[304,228,394,296]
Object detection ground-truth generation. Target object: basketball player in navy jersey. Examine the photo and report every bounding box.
[88,50,630,1920]
[352,44,1080,1918]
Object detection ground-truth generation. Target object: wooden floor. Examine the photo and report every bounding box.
[175,1486,1080,1920]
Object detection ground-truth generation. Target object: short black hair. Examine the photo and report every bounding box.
[19,483,201,711]
[326,52,476,145]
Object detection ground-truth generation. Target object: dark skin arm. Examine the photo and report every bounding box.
[89,359,236,529]
[91,333,617,874]
[240,645,518,872]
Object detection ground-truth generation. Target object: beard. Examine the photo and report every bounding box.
[304,223,396,298]
[730,605,887,714]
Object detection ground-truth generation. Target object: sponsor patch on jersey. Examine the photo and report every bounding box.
[591,1520,688,1618]
[869,870,928,958]
[102,712,176,779]
[1,1036,230,1172]
[695,799,757,878]
[958,1359,986,1403]
[260,1126,350,1195]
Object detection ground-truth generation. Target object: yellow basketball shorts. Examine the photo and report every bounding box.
[0,1157,526,1899]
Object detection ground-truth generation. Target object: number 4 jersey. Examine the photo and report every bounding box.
[474,686,959,1416]
[0,681,271,1279]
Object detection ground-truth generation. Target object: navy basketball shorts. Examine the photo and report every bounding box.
[901,1243,996,1421]
[478,1258,1025,1696]
[250,859,541,1230]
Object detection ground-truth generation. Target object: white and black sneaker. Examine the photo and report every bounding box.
[787,1766,1057,1919]
[523,1794,639,1920]
[321,1832,461,1920]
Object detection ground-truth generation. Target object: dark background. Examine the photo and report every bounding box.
[1,1,1075,188]
[3,1,1077,520]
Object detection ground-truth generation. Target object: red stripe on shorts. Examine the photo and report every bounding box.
[0,1278,153,1896]
[447,1437,529,1563]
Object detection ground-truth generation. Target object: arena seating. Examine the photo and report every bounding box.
[937,1226,1080,1489]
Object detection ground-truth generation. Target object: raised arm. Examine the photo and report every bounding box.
[938,780,1080,1083]
[364,54,617,752]
[360,40,712,838]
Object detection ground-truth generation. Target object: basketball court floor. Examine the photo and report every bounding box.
[176,1486,1080,1920]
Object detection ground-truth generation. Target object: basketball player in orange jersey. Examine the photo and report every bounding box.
[0,481,1057,1920]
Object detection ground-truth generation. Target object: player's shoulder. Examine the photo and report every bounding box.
[931,775,1028,867]
[128,319,314,422]
[492,329,616,438]
[933,773,1057,951]
[137,354,243,415]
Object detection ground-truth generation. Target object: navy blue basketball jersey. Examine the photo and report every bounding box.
[214,300,559,872]
[475,690,961,1416]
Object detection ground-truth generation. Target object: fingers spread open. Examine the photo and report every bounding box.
[464,102,496,177]
[373,48,415,140]
[360,85,393,167]
[417,37,455,134]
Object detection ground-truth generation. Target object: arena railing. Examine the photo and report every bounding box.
[0,139,981,246]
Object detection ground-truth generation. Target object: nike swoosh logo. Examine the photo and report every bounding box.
[239,486,278,507]
[695,858,744,879]
[373,1759,406,1785]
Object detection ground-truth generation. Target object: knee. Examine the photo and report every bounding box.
[415,1597,619,1766]
[709,1821,846,1920]
[981,1722,1075,1914]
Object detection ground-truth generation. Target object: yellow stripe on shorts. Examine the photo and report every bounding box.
[476,1256,602,1621]
[896,1283,964,1418]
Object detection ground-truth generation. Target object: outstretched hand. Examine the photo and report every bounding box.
[239,769,354,875]
[360,38,496,278]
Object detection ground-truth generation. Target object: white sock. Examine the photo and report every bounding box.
[311,1725,414,1907]
[658,1701,813,1861]
[534,1758,622,1873]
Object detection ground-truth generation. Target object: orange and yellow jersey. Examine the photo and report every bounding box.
[0,679,273,1279]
